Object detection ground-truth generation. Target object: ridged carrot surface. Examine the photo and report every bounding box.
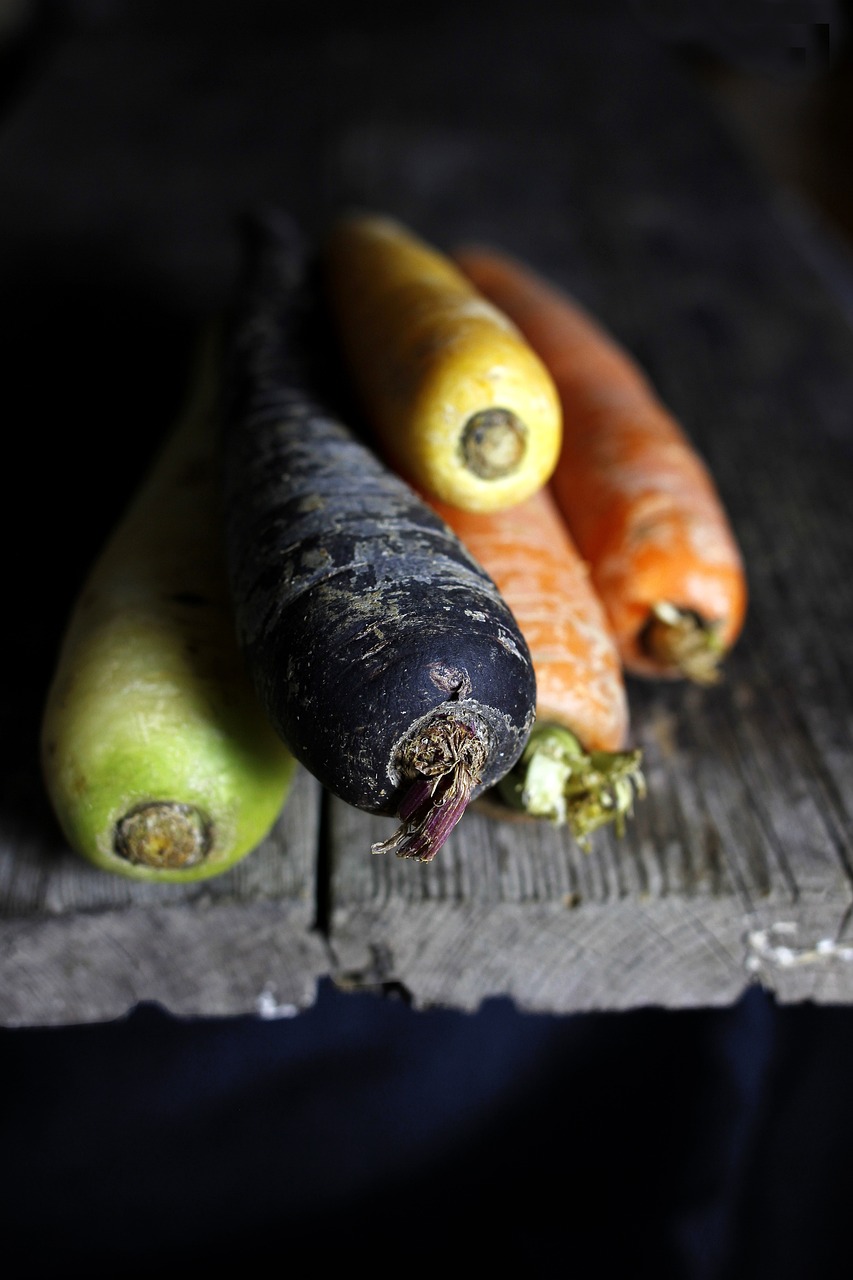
[455,245,748,682]
[429,486,628,752]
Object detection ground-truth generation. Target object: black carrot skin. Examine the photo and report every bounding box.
[220,211,537,862]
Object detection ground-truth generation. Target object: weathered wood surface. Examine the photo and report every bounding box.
[2,0,852,1024]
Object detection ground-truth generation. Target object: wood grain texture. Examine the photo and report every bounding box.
[2,0,852,1021]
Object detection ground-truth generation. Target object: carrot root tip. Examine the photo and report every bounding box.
[371,715,488,862]
[460,408,527,480]
[115,802,212,869]
[495,723,645,845]
[641,602,726,685]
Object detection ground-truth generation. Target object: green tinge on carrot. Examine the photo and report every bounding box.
[496,723,645,846]
[40,327,298,884]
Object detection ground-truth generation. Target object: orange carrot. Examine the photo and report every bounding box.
[428,486,644,840]
[454,245,748,684]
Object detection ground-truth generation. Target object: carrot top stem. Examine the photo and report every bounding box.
[115,802,211,869]
[641,602,725,685]
[495,723,645,846]
[460,408,527,479]
[371,715,489,862]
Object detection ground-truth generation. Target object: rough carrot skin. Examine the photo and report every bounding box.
[455,245,748,681]
[220,211,537,863]
[428,487,644,838]
[322,213,563,514]
[428,487,628,752]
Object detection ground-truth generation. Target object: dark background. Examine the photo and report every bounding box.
[2,2,853,1275]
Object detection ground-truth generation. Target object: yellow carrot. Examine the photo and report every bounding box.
[322,212,562,513]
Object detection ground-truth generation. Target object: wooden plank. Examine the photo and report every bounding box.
[2,0,853,1021]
